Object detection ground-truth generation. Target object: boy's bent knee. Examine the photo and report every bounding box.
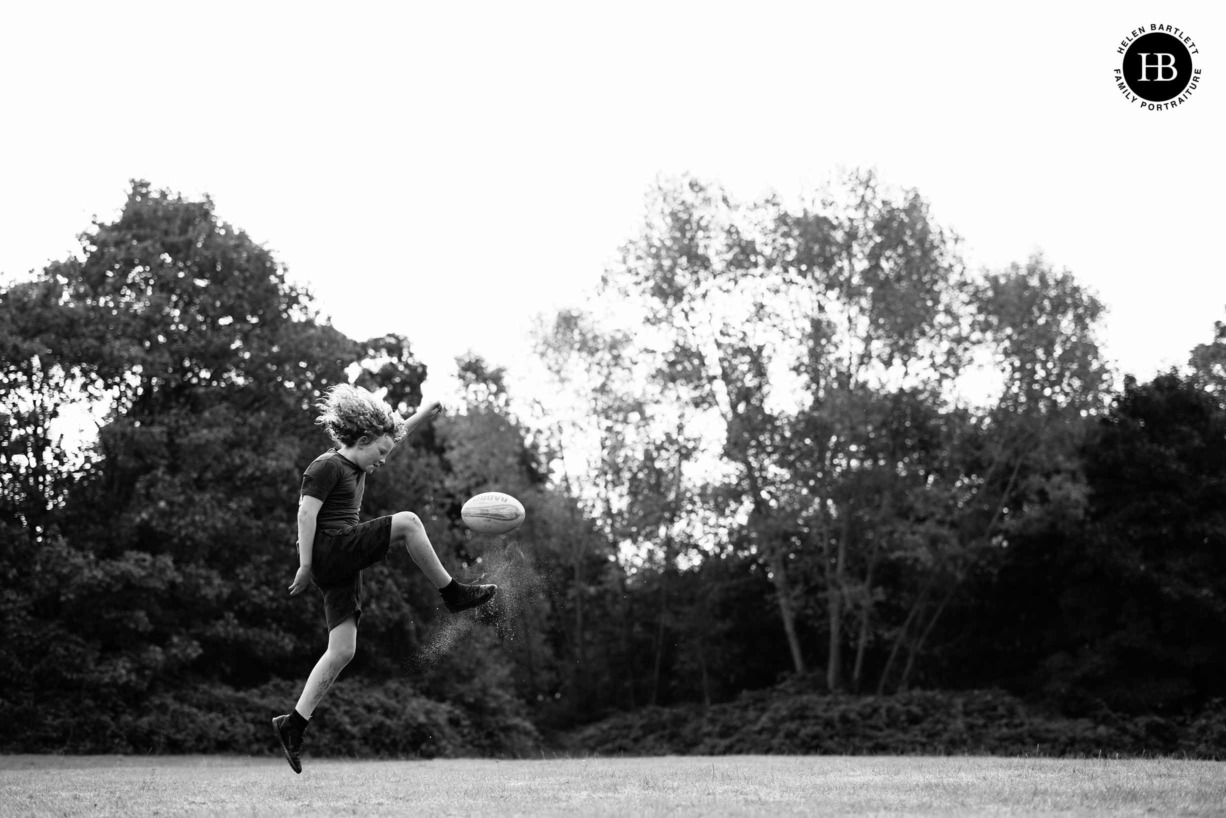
[392,511,423,534]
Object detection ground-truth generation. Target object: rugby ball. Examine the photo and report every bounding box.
[461,492,525,535]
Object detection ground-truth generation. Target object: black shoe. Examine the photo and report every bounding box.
[441,580,498,613]
[272,714,303,774]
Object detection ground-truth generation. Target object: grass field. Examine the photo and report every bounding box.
[2,754,1224,817]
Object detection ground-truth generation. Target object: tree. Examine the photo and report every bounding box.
[771,169,969,691]
[873,255,1109,694]
[353,333,429,414]
[0,276,102,536]
[0,181,362,746]
[1190,312,1226,403]
[531,310,658,714]
[956,371,1226,714]
[536,172,1113,703]
[1075,372,1226,711]
[596,176,811,676]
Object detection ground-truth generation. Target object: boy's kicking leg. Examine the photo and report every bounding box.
[391,511,497,612]
[274,618,357,774]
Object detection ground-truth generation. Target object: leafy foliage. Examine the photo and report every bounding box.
[3,177,1225,760]
[568,680,1225,759]
[533,173,1113,702]
[0,181,546,755]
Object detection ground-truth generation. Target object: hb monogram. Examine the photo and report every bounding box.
[1136,53,1178,82]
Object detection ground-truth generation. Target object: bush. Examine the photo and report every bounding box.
[564,684,1225,758]
[1185,698,1226,760]
[0,678,543,758]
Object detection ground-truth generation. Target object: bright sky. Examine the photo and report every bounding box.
[2,1,1223,404]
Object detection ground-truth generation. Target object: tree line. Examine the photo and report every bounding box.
[1,176,1223,755]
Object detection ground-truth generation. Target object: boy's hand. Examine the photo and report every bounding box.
[423,400,442,417]
[289,565,312,596]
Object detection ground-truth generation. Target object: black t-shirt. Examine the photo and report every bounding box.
[300,449,365,528]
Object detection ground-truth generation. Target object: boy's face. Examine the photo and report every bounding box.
[354,434,396,474]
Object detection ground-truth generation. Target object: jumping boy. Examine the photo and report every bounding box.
[272,384,496,773]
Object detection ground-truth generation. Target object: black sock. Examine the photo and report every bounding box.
[289,709,309,733]
[440,579,459,597]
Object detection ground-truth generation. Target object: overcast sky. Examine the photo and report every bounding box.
[2,1,1222,402]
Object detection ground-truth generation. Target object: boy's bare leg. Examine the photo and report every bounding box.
[392,511,498,612]
[275,618,357,773]
[295,618,358,717]
[392,511,452,588]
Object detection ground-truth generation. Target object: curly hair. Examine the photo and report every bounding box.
[315,384,407,446]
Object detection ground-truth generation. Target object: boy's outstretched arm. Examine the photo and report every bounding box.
[400,400,443,439]
[290,496,323,595]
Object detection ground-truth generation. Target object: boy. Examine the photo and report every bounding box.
[272,384,496,774]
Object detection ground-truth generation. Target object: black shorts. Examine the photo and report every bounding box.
[307,516,394,631]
